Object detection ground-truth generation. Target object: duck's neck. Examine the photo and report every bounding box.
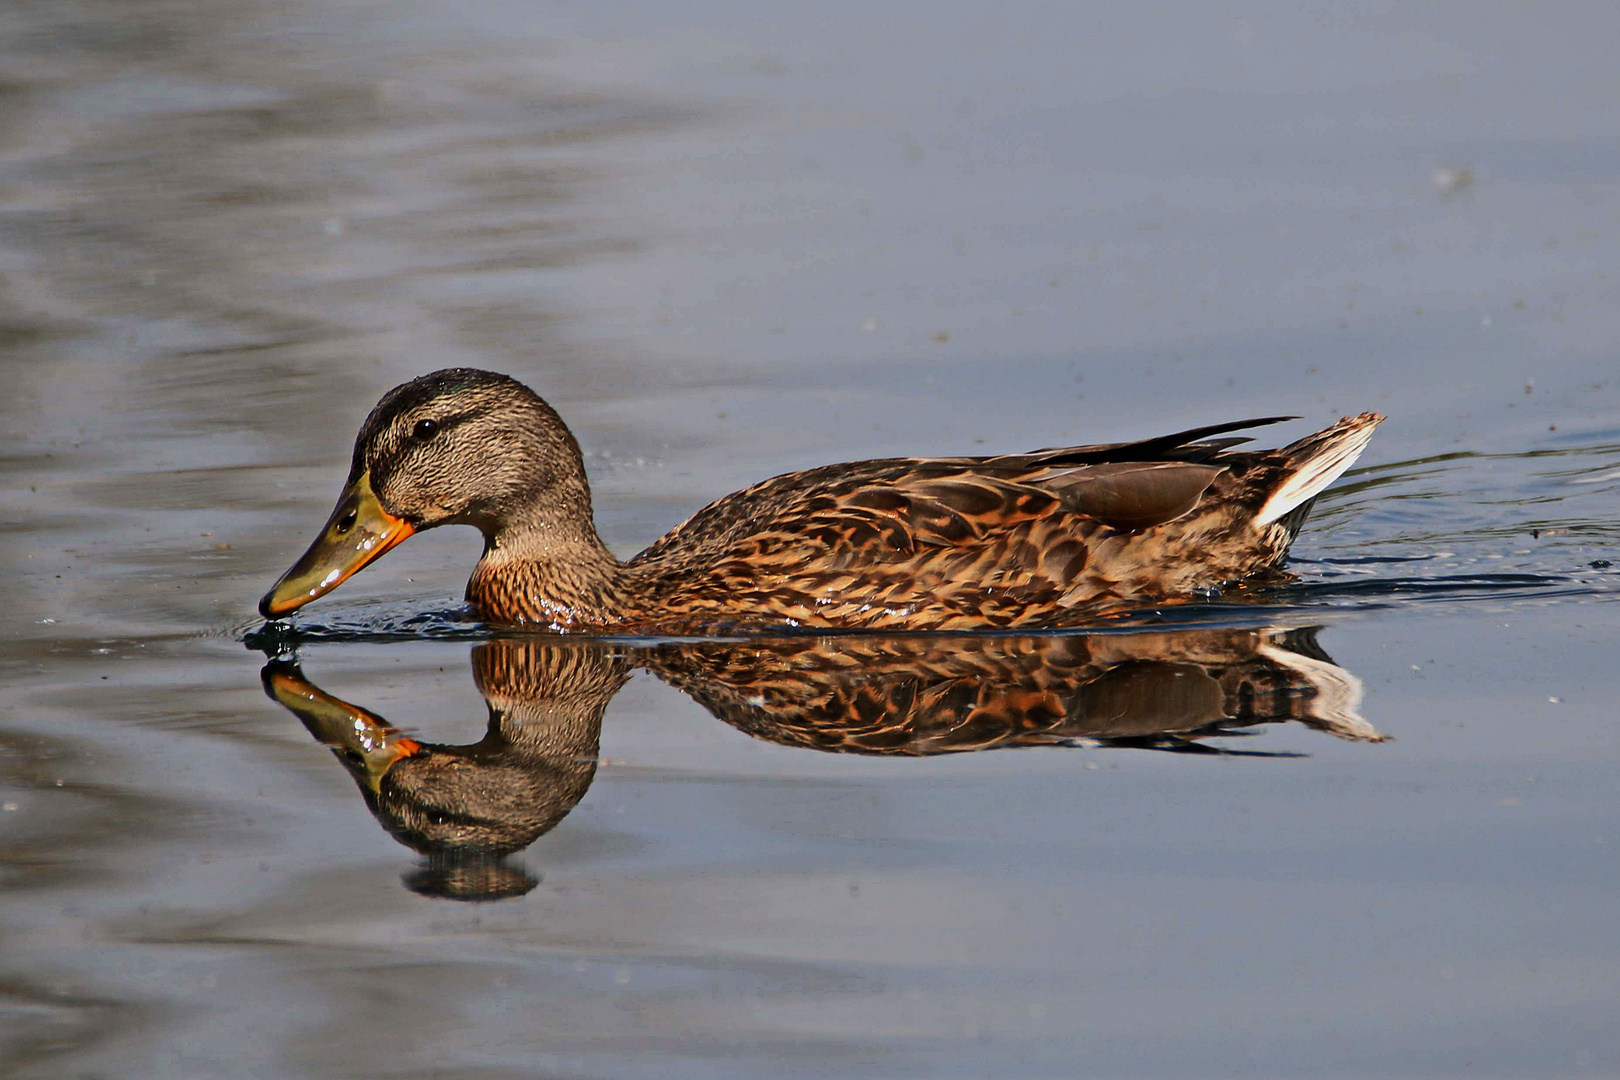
[467,511,630,630]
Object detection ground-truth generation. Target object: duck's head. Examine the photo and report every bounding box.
[259,368,593,619]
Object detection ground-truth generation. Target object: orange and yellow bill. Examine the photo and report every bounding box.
[259,471,415,618]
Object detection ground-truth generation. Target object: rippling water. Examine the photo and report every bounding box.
[4,1,1620,1077]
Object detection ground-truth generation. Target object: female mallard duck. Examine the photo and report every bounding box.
[259,368,1381,633]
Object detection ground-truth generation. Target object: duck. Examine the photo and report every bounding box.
[258,367,1382,633]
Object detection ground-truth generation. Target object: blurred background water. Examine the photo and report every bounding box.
[3,1,1619,1076]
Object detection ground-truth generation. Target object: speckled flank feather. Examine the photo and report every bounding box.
[263,368,1383,632]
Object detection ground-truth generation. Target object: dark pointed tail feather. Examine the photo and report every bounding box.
[1257,412,1384,525]
[1024,416,1300,467]
[1125,415,1300,457]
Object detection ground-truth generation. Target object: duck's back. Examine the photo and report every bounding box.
[623,413,1382,632]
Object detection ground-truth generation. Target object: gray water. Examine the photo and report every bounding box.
[4,2,1619,1076]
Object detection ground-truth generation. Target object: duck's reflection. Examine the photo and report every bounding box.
[263,627,1383,900]
[652,628,1381,754]
[263,644,629,901]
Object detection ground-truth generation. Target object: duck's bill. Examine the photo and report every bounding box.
[258,471,416,618]
[261,661,423,791]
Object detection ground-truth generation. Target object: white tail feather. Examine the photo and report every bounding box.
[1255,413,1382,526]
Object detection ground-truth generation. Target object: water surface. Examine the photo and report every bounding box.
[3,1,1619,1077]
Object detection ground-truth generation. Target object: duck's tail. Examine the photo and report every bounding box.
[1255,412,1384,526]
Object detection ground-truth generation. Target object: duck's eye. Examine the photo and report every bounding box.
[413,418,440,440]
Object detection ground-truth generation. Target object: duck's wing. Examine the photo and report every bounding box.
[635,441,1254,569]
[858,412,1379,545]
[828,459,1234,549]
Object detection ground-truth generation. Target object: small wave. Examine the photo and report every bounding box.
[236,569,1602,650]
[242,602,490,651]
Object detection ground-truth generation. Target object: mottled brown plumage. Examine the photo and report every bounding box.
[259,368,1383,632]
